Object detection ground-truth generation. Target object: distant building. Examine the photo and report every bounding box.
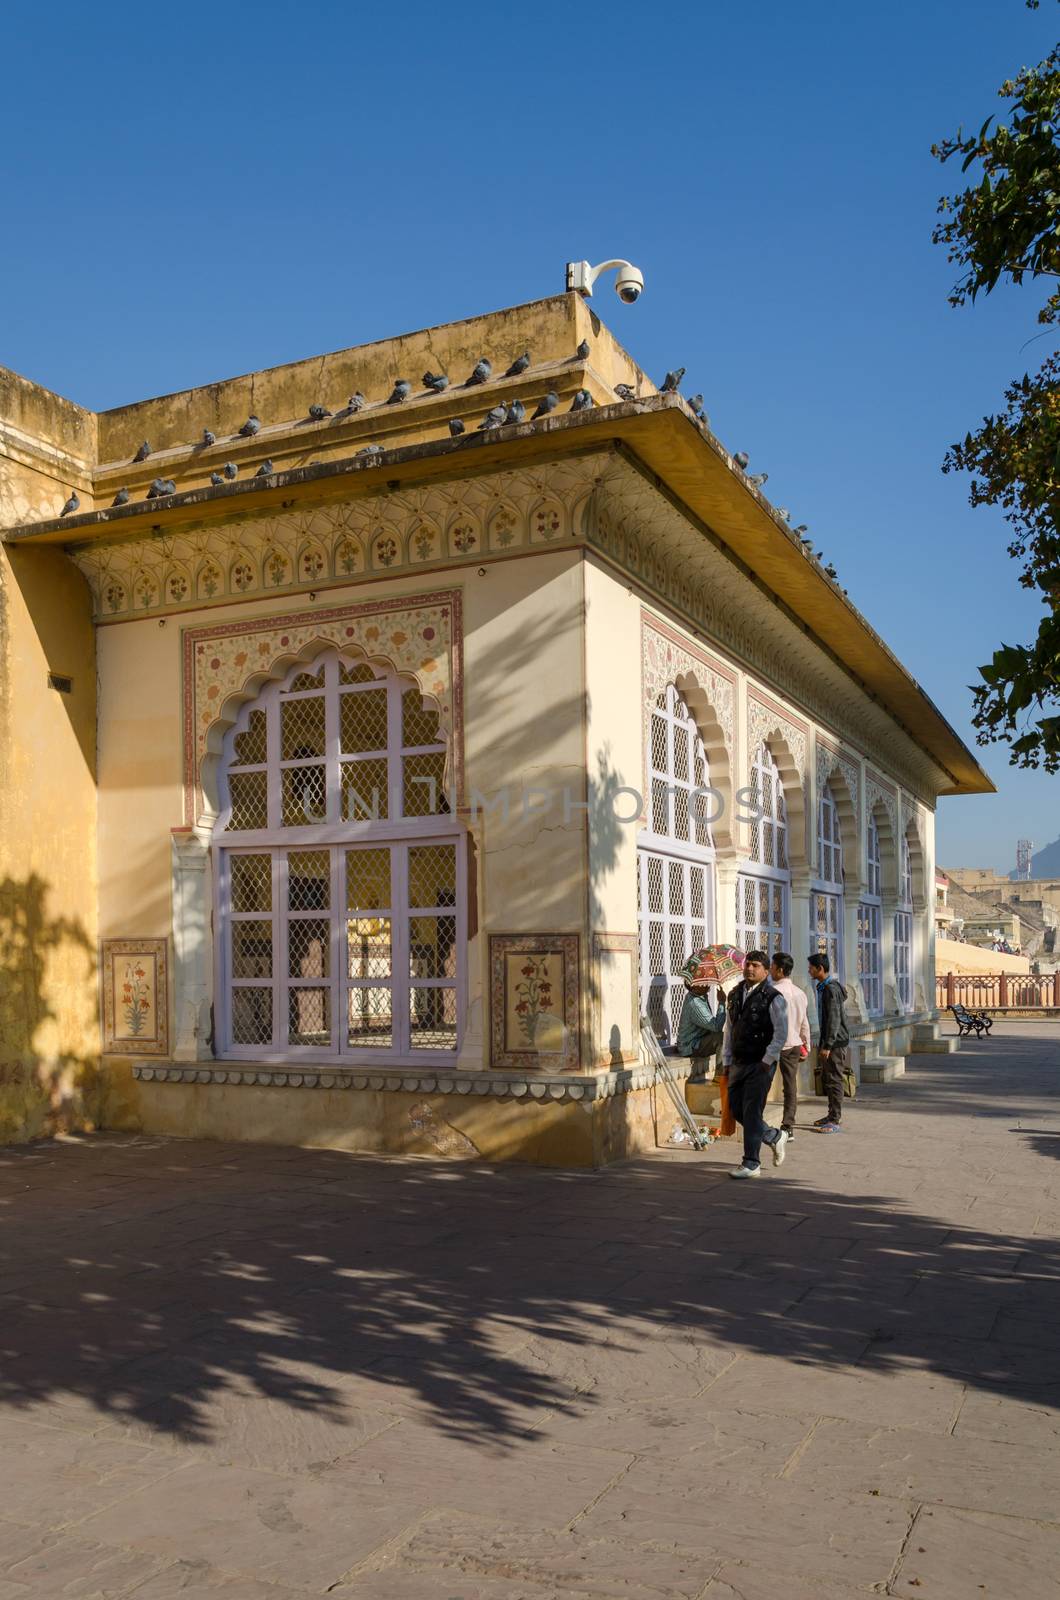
[1016,838,1034,880]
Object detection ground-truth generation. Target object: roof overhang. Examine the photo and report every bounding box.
[4,393,995,797]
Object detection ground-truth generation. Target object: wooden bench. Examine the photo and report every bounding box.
[950,1003,993,1038]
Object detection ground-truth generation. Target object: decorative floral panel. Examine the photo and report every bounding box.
[101,938,169,1057]
[489,933,581,1073]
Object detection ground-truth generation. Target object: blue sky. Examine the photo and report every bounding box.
[4,0,1058,871]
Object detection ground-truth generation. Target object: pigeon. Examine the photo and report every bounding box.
[615,383,637,401]
[505,399,526,425]
[448,417,466,437]
[688,393,705,416]
[660,368,685,393]
[146,478,176,499]
[747,472,769,488]
[358,443,383,456]
[576,339,590,360]
[60,490,80,516]
[423,371,449,392]
[478,404,508,430]
[776,508,791,522]
[571,389,594,411]
[825,564,838,579]
[308,403,332,420]
[532,390,559,418]
[347,392,367,412]
[133,440,151,463]
[387,380,411,404]
[239,415,261,437]
[111,487,130,506]
[466,358,492,386]
[800,538,814,550]
[254,460,274,477]
[733,451,750,471]
[793,524,808,537]
[505,351,530,377]
[223,461,239,480]
[201,428,216,447]
[210,472,224,487]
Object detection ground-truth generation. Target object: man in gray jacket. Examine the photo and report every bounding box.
[808,953,850,1132]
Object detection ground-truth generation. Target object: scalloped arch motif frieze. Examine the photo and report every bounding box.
[747,697,807,779]
[816,742,860,815]
[67,457,603,623]
[866,773,898,836]
[181,590,463,823]
[585,457,945,804]
[642,618,736,757]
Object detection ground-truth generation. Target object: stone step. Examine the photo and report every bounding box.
[911,1037,960,1054]
[862,1056,906,1084]
[912,1023,943,1043]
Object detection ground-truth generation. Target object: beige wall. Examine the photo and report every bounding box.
[935,937,1030,976]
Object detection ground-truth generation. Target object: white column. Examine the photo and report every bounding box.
[171,826,215,1061]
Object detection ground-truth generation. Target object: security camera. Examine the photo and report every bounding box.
[566,258,645,304]
[614,264,644,304]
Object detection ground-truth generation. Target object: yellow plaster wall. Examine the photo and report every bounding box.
[935,937,1030,976]
[0,536,98,1140]
[100,1060,665,1168]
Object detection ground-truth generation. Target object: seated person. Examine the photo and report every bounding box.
[677,959,727,1081]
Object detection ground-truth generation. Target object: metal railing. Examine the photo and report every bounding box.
[936,972,1060,1011]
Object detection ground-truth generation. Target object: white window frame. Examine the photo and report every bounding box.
[895,834,913,1012]
[212,650,465,1064]
[810,781,844,978]
[737,742,790,955]
[638,685,716,1047]
[858,817,883,1015]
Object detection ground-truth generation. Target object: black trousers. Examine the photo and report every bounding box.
[727,1063,776,1167]
[778,1045,802,1131]
[820,1045,847,1122]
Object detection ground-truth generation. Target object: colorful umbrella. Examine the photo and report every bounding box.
[679,944,746,987]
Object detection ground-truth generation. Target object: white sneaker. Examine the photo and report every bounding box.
[729,1164,761,1179]
[770,1130,789,1167]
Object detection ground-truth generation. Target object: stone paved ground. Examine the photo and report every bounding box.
[0,1022,1058,1599]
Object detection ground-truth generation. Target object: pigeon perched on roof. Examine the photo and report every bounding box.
[505,399,526,425]
[239,415,261,437]
[254,460,274,477]
[505,351,530,377]
[478,404,508,430]
[688,394,705,416]
[576,339,590,360]
[387,380,411,404]
[614,383,636,401]
[733,452,750,471]
[133,440,151,463]
[825,563,838,579]
[532,391,559,419]
[776,508,791,522]
[146,478,176,499]
[747,472,768,488]
[794,524,808,537]
[358,443,383,457]
[571,389,594,412]
[60,490,80,516]
[201,429,216,447]
[210,472,224,487]
[466,359,491,386]
[423,371,449,393]
[347,392,367,412]
[448,417,466,436]
[660,368,685,393]
[112,487,130,506]
[308,403,332,420]
[223,461,239,480]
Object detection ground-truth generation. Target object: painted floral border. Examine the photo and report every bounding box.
[101,938,169,1057]
[488,933,581,1073]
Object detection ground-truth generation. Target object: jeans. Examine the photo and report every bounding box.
[778,1045,802,1131]
[727,1062,777,1167]
[820,1045,847,1122]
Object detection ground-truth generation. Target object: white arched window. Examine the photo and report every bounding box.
[811,781,843,975]
[638,685,716,1045]
[895,833,913,1011]
[214,650,464,1062]
[736,742,789,955]
[858,816,882,1014]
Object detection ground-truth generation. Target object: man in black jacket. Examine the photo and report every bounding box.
[808,954,850,1132]
[720,951,789,1179]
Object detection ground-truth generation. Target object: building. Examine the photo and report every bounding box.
[0,293,993,1162]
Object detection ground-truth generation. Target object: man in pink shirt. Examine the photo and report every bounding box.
[770,951,811,1140]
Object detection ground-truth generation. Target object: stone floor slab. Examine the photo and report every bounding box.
[892,1502,1059,1598]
